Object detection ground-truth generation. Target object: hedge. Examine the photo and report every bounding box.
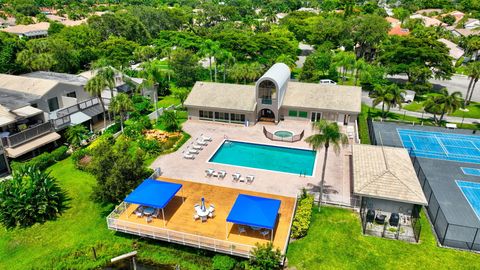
[10,146,69,172]
[290,193,314,239]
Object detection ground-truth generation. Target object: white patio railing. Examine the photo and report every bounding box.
[106,202,255,258]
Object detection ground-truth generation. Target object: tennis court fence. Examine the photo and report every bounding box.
[411,155,480,251]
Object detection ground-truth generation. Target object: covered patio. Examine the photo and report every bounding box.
[107,178,296,258]
[226,194,281,242]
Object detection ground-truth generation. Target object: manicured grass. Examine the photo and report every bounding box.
[154,110,188,131]
[0,158,213,269]
[287,206,480,269]
[157,95,181,108]
[450,102,480,119]
[402,101,424,112]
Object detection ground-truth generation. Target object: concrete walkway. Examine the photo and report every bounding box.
[362,91,479,125]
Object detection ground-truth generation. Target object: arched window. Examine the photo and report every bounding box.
[258,80,277,101]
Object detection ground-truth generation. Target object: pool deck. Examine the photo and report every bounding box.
[150,120,354,203]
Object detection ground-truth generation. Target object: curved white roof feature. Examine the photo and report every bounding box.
[256,63,290,90]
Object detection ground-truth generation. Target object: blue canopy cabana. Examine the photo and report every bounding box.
[226,194,281,241]
[125,179,183,226]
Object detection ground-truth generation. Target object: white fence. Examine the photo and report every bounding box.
[148,104,182,120]
[106,202,255,258]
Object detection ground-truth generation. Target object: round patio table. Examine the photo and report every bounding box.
[143,207,155,216]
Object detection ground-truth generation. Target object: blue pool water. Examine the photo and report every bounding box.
[397,129,480,163]
[209,140,316,176]
[457,180,480,221]
[462,167,480,177]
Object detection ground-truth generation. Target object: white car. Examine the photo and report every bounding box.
[319,79,337,85]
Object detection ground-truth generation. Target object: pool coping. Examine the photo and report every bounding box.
[206,138,319,178]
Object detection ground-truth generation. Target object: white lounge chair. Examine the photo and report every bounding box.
[187,147,199,154]
[200,134,212,141]
[191,144,203,150]
[183,152,195,159]
[232,173,241,182]
[246,175,255,184]
[205,168,215,177]
[196,139,208,146]
[218,170,227,179]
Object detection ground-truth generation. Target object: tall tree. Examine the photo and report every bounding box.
[65,125,89,149]
[351,14,390,60]
[424,89,463,125]
[333,51,356,84]
[305,120,348,211]
[84,75,108,129]
[200,39,221,82]
[170,48,200,87]
[464,61,480,106]
[110,93,134,132]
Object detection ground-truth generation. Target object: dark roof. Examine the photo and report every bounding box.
[21,71,87,85]
[0,88,39,110]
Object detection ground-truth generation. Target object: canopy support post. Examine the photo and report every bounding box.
[225,222,228,239]
[182,188,185,203]
[162,208,166,227]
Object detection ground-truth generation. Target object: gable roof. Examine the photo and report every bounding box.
[282,82,361,113]
[438,38,464,60]
[184,81,256,112]
[0,22,49,35]
[353,144,428,205]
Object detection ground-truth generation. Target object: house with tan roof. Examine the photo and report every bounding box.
[0,22,50,38]
[438,38,465,61]
[184,63,361,126]
[409,14,444,27]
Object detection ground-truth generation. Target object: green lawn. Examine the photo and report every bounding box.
[0,159,213,269]
[402,97,480,119]
[287,206,480,269]
[358,104,371,144]
[157,95,181,108]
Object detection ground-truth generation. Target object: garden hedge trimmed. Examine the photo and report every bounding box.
[291,193,314,239]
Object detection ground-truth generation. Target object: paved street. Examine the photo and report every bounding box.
[388,74,479,102]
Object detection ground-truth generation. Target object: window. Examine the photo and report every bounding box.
[47,97,59,112]
[30,103,38,108]
[288,110,298,117]
[66,91,76,98]
[230,113,246,123]
[215,112,229,122]
[199,110,213,119]
[299,111,308,118]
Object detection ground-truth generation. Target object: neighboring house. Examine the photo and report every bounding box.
[0,17,16,28]
[0,22,50,38]
[438,38,465,61]
[46,14,86,26]
[297,7,320,14]
[386,16,400,26]
[184,63,361,126]
[77,69,144,99]
[409,14,443,27]
[464,18,480,30]
[389,25,410,36]
[415,9,442,15]
[447,10,465,23]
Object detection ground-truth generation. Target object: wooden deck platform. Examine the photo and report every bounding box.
[111,177,296,255]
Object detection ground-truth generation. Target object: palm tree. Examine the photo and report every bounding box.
[161,110,179,132]
[385,84,406,110]
[305,120,348,211]
[171,86,190,107]
[275,54,296,70]
[109,93,134,132]
[464,61,480,106]
[370,85,391,118]
[65,125,89,149]
[247,62,263,83]
[200,39,220,82]
[354,58,367,86]
[424,89,463,125]
[333,51,356,84]
[229,63,246,84]
[215,49,235,83]
[138,60,172,119]
[84,75,108,129]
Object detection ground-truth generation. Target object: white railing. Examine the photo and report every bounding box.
[106,202,255,258]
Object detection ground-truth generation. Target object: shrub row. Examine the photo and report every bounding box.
[10,146,69,171]
[290,193,314,239]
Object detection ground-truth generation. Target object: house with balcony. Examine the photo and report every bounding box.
[184,63,361,126]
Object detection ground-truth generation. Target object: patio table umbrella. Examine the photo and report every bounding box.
[201,197,206,211]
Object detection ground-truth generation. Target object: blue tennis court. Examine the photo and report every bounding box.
[397,129,480,163]
[457,180,480,221]
[462,167,480,176]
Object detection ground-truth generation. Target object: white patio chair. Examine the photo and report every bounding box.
[246,175,255,184]
[238,226,247,235]
[218,170,227,179]
[260,230,270,239]
[232,173,241,182]
[196,139,208,146]
[183,152,195,159]
[201,216,207,222]
[200,134,212,141]
[193,214,200,221]
[205,169,215,177]
[191,144,203,150]
[152,208,160,218]
[146,216,153,223]
[208,205,215,213]
[208,212,214,218]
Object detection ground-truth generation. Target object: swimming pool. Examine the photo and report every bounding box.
[457,180,480,221]
[209,140,316,176]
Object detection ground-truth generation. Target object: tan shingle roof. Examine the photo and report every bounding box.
[353,144,428,205]
[184,82,256,112]
[0,22,49,34]
[0,74,59,96]
[282,82,361,113]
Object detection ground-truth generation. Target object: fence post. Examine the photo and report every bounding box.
[471,228,479,251]
[441,224,450,246]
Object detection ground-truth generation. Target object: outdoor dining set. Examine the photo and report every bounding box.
[183,134,212,159]
[205,169,255,184]
[193,198,215,222]
[237,225,270,239]
[133,205,160,223]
